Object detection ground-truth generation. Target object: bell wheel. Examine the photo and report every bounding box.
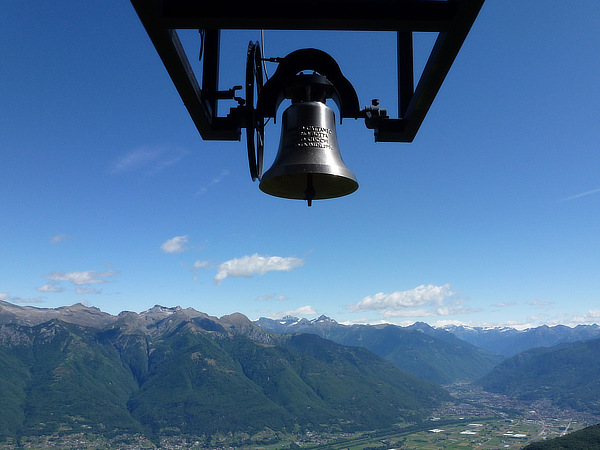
[246,41,264,181]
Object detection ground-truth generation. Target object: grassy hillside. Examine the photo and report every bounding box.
[2,320,144,438]
[478,338,600,412]
[0,311,449,443]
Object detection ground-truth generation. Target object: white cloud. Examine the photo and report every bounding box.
[381,304,476,318]
[37,283,64,293]
[111,148,161,173]
[190,260,211,281]
[110,147,188,175]
[50,234,68,244]
[492,302,516,308]
[214,254,304,284]
[45,270,118,286]
[584,310,600,319]
[196,170,230,195]
[559,187,600,202]
[569,310,600,325]
[76,288,101,295]
[380,308,442,318]
[272,305,316,318]
[1,293,45,304]
[529,300,554,307]
[352,284,455,312]
[8,296,45,304]
[257,293,288,302]
[161,235,189,254]
[349,284,474,319]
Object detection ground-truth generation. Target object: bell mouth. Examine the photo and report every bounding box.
[259,169,358,201]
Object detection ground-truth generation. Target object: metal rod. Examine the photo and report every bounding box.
[397,31,414,118]
[130,0,240,140]
[201,29,220,118]
[376,0,485,142]
[305,174,315,207]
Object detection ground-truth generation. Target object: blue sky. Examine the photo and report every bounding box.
[1,1,599,328]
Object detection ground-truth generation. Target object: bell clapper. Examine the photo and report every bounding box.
[305,173,315,207]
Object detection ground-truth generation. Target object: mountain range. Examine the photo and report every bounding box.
[256,316,503,384]
[3,300,600,446]
[255,315,600,383]
[444,323,600,356]
[0,301,447,444]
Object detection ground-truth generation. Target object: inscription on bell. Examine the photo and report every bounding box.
[293,126,332,149]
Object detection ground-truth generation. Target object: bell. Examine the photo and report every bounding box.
[259,101,358,206]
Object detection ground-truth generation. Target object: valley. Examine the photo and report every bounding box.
[2,384,596,449]
[302,384,599,449]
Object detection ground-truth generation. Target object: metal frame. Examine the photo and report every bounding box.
[130,0,484,142]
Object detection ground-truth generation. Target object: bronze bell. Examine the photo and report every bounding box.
[259,101,358,206]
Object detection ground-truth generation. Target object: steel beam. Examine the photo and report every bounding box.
[158,0,459,31]
[130,0,484,143]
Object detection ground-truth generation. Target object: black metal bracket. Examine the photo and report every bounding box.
[257,48,360,122]
[130,0,484,143]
